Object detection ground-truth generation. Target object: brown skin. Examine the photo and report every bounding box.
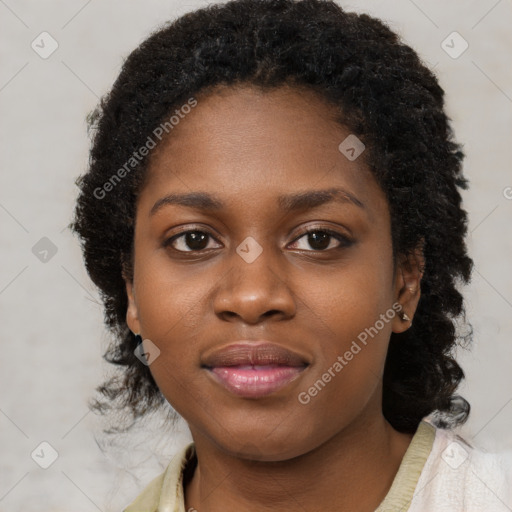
[125,84,423,511]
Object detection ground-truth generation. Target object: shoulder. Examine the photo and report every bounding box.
[123,442,195,512]
[409,421,512,511]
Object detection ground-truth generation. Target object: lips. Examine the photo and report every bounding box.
[202,342,308,368]
[202,342,309,398]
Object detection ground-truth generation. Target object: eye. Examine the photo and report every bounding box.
[288,228,353,251]
[164,227,352,253]
[164,230,221,252]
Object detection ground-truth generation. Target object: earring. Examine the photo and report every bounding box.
[399,310,411,322]
[134,333,143,345]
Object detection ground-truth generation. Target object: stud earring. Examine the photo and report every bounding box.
[399,310,411,322]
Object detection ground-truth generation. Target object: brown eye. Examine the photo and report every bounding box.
[289,229,353,251]
[165,230,221,252]
[305,231,331,250]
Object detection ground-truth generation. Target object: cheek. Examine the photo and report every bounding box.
[296,252,396,396]
[132,260,214,414]
[308,290,392,374]
[134,250,212,335]
[132,257,218,393]
[303,248,395,337]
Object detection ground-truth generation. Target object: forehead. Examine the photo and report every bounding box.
[139,84,387,219]
[149,84,346,165]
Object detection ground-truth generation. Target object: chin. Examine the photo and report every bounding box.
[212,429,316,462]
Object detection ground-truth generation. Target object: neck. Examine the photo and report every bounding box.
[184,408,414,512]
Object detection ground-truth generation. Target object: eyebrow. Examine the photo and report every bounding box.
[149,187,365,217]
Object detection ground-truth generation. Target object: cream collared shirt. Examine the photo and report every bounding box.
[123,419,512,511]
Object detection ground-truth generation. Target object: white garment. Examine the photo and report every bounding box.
[408,426,512,512]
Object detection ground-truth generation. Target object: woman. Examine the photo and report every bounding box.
[72,0,512,510]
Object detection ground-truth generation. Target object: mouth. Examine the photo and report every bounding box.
[202,341,309,399]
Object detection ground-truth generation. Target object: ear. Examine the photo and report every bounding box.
[125,277,141,335]
[122,256,141,334]
[391,245,424,334]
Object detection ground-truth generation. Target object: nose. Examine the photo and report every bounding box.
[213,245,296,325]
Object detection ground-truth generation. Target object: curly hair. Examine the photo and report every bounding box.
[71,0,473,434]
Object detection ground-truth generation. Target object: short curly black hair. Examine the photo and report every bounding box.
[71,0,473,434]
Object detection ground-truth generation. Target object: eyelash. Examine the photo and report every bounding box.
[163,226,353,253]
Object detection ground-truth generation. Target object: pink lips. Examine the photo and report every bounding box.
[202,342,309,398]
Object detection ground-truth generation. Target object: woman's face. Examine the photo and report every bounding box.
[126,84,417,461]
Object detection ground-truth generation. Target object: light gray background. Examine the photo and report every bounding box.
[1,1,511,510]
